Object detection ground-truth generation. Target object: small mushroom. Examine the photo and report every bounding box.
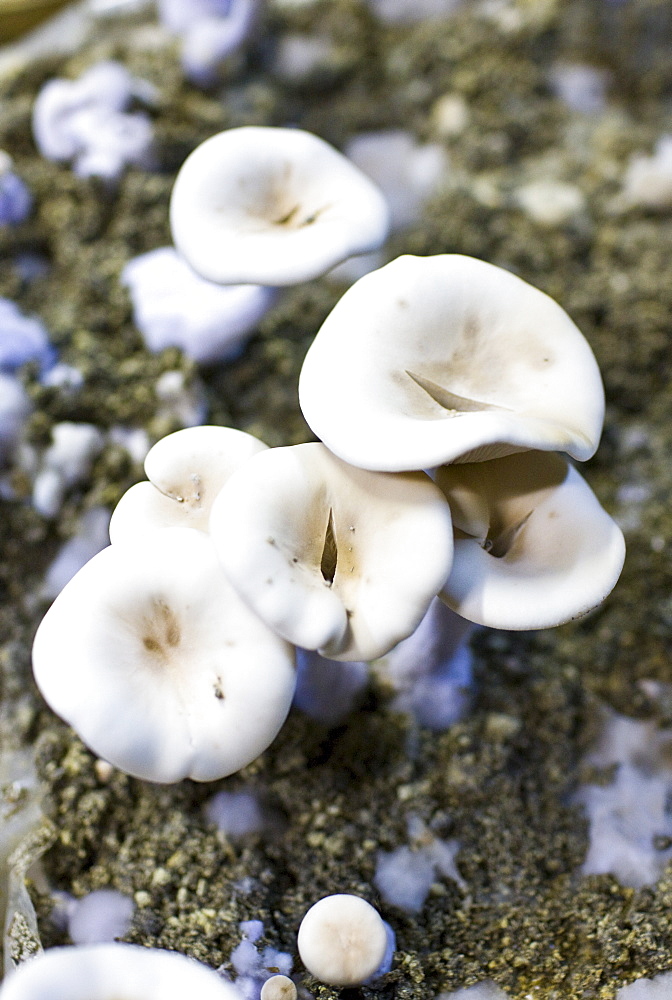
[299,254,604,472]
[109,424,267,540]
[169,126,390,286]
[32,528,296,782]
[209,442,454,661]
[0,943,241,1000]
[297,894,390,987]
[260,975,297,1000]
[436,451,625,629]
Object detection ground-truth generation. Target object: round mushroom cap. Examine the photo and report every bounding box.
[260,975,298,1000]
[0,943,241,1000]
[297,894,389,986]
[109,424,267,540]
[209,442,454,661]
[436,451,626,629]
[169,126,390,286]
[32,528,296,782]
[299,254,605,472]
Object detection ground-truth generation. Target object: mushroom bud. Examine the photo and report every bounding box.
[297,894,390,987]
[436,451,625,629]
[209,442,454,661]
[299,253,604,472]
[260,976,297,1000]
[32,528,295,782]
[169,126,390,286]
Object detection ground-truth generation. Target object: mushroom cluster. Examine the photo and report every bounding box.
[33,426,297,783]
[32,139,624,786]
[299,253,625,632]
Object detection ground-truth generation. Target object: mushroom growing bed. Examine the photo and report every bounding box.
[2,1,672,998]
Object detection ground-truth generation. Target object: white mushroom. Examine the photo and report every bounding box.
[436,451,626,630]
[209,442,454,661]
[169,126,390,286]
[0,943,241,1000]
[299,254,604,472]
[260,975,298,1000]
[297,894,389,986]
[32,528,296,782]
[109,424,267,540]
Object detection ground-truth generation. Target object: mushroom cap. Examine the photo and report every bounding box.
[209,442,454,661]
[109,424,267,540]
[299,254,605,471]
[0,944,241,1000]
[260,975,298,1000]
[169,126,390,286]
[436,451,625,629]
[297,894,389,986]
[32,528,296,782]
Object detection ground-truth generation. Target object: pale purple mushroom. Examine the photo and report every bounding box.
[32,61,155,181]
[0,298,54,375]
[157,0,259,86]
[0,152,31,225]
[121,247,276,363]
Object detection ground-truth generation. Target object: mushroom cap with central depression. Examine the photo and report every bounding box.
[299,254,604,472]
[170,126,390,286]
[209,442,454,661]
[109,424,267,539]
[32,528,296,783]
[436,451,625,630]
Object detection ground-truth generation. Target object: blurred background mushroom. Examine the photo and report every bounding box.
[169,126,390,287]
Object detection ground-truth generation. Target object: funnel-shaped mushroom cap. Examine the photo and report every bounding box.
[110,425,267,540]
[32,528,295,782]
[436,452,625,630]
[209,442,454,661]
[170,126,390,286]
[299,254,604,472]
[0,943,242,1000]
